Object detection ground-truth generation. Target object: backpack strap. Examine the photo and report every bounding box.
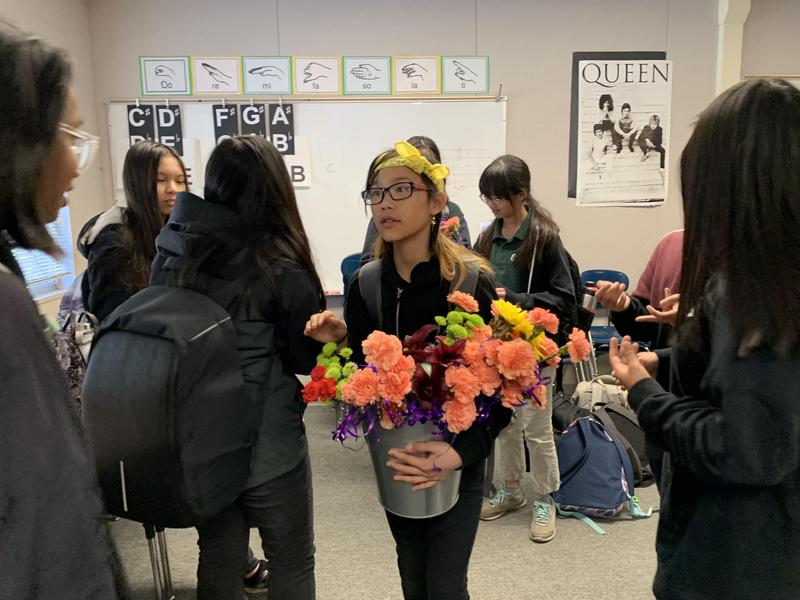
[357,260,383,330]
[453,259,480,296]
[592,408,645,492]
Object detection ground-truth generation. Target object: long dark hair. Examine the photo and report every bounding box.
[0,23,71,255]
[180,135,324,304]
[121,140,186,290]
[474,154,559,270]
[678,78,800,354]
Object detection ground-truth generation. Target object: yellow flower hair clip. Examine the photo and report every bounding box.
[375,141,451,192]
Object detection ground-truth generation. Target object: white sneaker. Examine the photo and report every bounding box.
[480,486,527,521]
[530,497,556,543]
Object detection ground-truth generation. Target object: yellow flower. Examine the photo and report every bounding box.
[529,331,546,359]
[493,299,533,338]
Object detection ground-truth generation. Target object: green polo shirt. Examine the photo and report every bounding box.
[489,212,531,293]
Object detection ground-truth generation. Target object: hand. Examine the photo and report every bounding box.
[495,287,507,299]
[452,60,477,83]
[637,351,659,379]
[635,287,679,326]
[386,441,463,491]
[249,65,284,78]
[401,62,428,80]
[350,63,380,80]
[303,310,347,344]
[303,61,332,83]
[595,280,631,312]
[609,336,651,389]
[645,139,655,148]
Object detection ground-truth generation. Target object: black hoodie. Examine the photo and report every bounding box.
[150,192,324,487]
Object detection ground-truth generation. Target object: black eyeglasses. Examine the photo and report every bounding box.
[361,181,431,205]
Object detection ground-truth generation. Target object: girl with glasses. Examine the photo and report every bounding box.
[359,135,471,264]
[0,23,123,598]
[305,141,511,600]
[473,155,577,544]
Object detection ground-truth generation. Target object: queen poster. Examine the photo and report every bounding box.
[575,59,673,207]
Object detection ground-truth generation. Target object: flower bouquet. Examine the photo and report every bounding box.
[303,292,590,517]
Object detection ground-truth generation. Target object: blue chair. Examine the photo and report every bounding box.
[340,253,362,297]
[580,269,629,347]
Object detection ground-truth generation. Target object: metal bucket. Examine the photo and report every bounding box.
[365,420,461,519]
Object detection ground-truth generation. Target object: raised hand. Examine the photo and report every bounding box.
[304,310,347,344]
[636,287,680,325]
[609,336,650,389]
[595,280,631,312]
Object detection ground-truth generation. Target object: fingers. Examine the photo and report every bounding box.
[659,293,680,309]
[303,310,336,334]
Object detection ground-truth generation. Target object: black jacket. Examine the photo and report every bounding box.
[0,241,124,598]
[150,192,324,487]
[345,253,512,487]
[628,280,800,599]
[77,206,133,323]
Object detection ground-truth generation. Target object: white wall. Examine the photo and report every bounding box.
[0,0,105,276]
[742,0,800,77]
[84,0,719,288]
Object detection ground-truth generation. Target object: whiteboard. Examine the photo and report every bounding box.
[106,99,506,293]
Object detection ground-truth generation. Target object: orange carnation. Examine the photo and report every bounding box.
[447,291,479,313]
[444,366,482,405]
[341,368,380,407]
[441,398,478,433]
[567,328,591,363]
[496,338,538,380]
[379,370,413,405]
[528,307,560,335]
[500,380,524,408]
[362,331,403,371]
[538,335,562,367]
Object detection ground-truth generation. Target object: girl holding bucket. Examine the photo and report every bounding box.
[305,141,512,600]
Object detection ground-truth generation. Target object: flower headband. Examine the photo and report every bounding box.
[374,141,451,193]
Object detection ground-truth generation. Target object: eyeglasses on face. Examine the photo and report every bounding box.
[58,122,100,175]
[361,181,431,205]
[479,194,508,206]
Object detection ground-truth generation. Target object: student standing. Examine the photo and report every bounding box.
[473,155,577,543]
[610,78,800,600]
[0,23,124,598]
[151,136,323,600]
[306,141,511,600]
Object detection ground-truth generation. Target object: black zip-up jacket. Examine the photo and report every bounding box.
[76,206,132,324]
[628,279,800,599]
[150,192,324,487]
[345,253,512,487]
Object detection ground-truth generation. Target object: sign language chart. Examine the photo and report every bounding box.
[343,57,391,95]
[293,57,341,94]
[442,57,489,94]
[393,57,440,94]
[192,57,242,95]
[140,57,191,96]
[243,57,292,95]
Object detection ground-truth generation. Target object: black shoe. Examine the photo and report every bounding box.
[244,559,270,593]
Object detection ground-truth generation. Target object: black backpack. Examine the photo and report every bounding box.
[82,286,259,527]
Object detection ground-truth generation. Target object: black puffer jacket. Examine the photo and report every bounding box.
[77,206,132,323]
[150,192,324,487]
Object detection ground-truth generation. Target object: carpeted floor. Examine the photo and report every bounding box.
[111,403,660,600]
